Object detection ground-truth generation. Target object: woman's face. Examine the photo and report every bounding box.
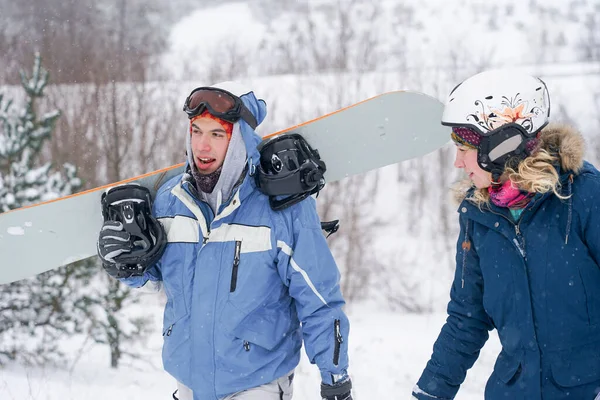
[453,146,492,189]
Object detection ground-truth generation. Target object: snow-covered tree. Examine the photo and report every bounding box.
[0,53,85,365]
[0,53,80,210]
[0,54,155,369]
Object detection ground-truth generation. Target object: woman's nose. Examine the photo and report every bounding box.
[454,152,464,168]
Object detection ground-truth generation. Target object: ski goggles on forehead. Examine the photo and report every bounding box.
[183,87,258,129]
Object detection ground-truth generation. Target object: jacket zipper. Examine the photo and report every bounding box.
[230,241,242,292]
[333,319,343,366]
[514,218,526,259]
[486,208,527,259]
[164,324,174,337]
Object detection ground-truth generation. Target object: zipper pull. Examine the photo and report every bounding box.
[164,325,173,336]
[243,340,250,351]
[234,241,241,264]
[515,224,520,235]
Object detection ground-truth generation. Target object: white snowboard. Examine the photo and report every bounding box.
[0,91,450,284]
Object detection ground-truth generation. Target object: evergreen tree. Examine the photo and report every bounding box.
[0,53,85,365]
[0,53,154,368]
[0,55,80,210]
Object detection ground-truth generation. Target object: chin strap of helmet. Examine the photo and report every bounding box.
[100,184,167,278]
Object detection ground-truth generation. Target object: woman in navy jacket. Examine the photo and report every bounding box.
[413,69,600,400]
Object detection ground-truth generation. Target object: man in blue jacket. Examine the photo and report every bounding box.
[97,82,352,400]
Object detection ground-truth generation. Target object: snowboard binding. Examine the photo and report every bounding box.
[100,183,167,278]
[255,133,327,211]
[320,219,340,238]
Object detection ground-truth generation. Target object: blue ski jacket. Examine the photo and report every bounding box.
[122,87,350,399]
[415,124,600,400]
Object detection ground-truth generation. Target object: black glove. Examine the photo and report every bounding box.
[321,378,352,400]
[97,221,136,278]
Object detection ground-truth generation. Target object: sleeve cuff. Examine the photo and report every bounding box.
[412,384,445,399]
[320,370,349,385]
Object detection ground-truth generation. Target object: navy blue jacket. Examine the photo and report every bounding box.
[415,124,600,399]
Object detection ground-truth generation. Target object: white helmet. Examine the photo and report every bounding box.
[442,69,550,134]
[443,69,551,177]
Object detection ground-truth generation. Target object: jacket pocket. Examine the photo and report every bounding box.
[219,299,295,351]
[492,350,522,384]
[576,260,600,326]
[162,313,191,384]
[162,294,188,334]
[551,344,600,387]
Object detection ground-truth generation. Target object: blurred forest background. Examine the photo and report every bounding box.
[1,0,600,370]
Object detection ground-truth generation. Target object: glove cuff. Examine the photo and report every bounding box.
[320,378,352,398]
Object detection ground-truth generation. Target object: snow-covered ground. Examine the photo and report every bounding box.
[0,301,501,400]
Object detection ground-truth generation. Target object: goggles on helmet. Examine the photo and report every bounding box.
[183,87,258,129]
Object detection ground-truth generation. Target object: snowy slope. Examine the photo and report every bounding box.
[0,302,501,400]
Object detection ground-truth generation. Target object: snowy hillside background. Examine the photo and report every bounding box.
[1,0,600,399]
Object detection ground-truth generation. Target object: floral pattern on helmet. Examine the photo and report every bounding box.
[466,94,542,134]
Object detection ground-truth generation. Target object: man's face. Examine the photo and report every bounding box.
[190,117,230,175]
[453,145,492,189]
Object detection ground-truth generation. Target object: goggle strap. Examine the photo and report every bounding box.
[239,105,258,130]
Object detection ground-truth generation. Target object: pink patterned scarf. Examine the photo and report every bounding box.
[488,180,533,209]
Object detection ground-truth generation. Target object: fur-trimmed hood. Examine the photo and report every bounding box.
[536,123,585,174]
[452,123,586,204]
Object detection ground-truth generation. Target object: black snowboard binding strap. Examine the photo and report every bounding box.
[100,184,166,278]
[255,133,327,211]
[321,219,340,238]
